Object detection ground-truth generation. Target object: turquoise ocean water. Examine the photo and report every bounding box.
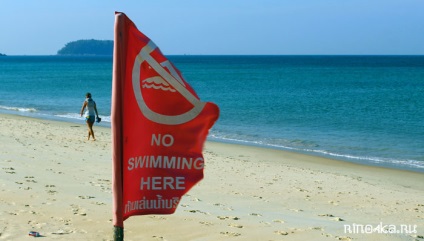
[0,55,423,172]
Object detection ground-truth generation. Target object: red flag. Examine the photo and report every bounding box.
[112,12,219,225]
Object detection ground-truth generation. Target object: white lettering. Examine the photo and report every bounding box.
[163,177,174,190]
[140,177,151,190]
[151,134,174,147]
[164,156,176,169]
[162,134,174,147]
[194,157,204,169]
[344,222,418,234]
[175,177,185,190]
[344,224,352,234]
[151,177,161,190]
[128,155,204,170]
[140,176,186,190]
[128,157,134,170]
[150,156,162,168]
[151,134,161,146]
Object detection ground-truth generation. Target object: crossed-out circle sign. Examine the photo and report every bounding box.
[132,41,206,125]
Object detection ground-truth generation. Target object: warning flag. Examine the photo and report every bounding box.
[111,12,219,226]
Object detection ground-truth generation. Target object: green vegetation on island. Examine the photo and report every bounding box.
[57,39,113,56]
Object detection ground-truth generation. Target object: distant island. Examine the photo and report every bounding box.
[0,53,6,56]
[57,39,113,56]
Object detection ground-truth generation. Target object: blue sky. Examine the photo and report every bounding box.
[1,0,423,55]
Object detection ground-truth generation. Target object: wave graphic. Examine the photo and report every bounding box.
[142,76,176,92]
[0,105,37,112]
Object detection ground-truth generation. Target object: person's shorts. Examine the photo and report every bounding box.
[85,115,95,123]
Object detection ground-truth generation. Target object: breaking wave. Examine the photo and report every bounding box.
[0,105,37,112]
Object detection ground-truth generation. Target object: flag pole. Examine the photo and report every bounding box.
[112,12,126,241]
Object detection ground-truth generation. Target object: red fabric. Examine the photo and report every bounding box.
[112,12,219,222]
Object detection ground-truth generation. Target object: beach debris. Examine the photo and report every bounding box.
[28,231,40,237]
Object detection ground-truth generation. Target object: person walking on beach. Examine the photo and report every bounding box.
[80,92,99,141]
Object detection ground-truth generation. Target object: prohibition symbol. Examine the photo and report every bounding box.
[132,41,206,125]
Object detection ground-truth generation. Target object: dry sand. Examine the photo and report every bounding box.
[0,113,423,241]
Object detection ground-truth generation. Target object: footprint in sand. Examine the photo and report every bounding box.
[274,230,289,235]
[148,216,168,220]
[44,184,57,195]
[214,203,234,211]
[47,190,57,195]
[228,223,243,228]
[318,214,344,221]
[290,209,303,212]
[199,221,214,226]
[335,236,352,241]
[186,210,209,215]
[152,235,167,240]
[70,204,87,216]
[78,195,95,199]
[249,213,262,217]
[52,229,73,235]
[3,167,15,174]
[56,217,72,226]
[89,179,111,193]
[217,216,240,220]
[25,176,37,183]
[220,231,241,237]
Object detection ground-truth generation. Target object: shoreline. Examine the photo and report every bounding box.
[0,113,423,240]
[1,111,423,174]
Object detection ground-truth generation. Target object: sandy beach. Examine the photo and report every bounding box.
[0,113,423,241]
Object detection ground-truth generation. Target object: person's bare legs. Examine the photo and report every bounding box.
[86,121,96,140]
